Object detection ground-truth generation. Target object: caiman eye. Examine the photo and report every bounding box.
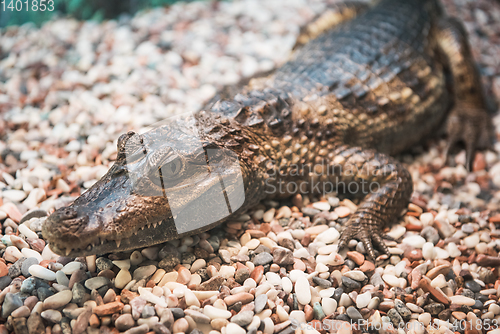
[160,158,183,178]
[149,157,184,187]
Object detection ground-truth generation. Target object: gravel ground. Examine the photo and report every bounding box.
[1,0,500,334]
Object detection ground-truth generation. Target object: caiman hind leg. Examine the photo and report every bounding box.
[436,17,494,170]
[333,146,413,259]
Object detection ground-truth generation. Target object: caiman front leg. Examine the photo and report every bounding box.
[436,17,495,170]
[331,146,413,259]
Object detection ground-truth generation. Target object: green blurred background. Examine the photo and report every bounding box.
[0,0,185,27]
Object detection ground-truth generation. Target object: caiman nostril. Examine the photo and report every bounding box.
[58,208,78,220]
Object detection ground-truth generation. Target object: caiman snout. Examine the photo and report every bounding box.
[57,207,78,220]
[42,205,95,256]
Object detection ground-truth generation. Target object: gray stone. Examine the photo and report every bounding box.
[115,314,135,331]
[313,277,332,289]
[235,268,250,284]
[141,305,156,318]
[424,303,445,316]
[346,306,362,322]
[20,277,36,294]
[341,276,360,290]
[394,299,411,320]
[158,254,180,270]
[478,267,495,284]
[2,293,23,318]
[313,302,325,320]
[182,252,196,265]
[465,281,481,293]
[72,282,87,304]
[21,258,39,277]
[0,276,12,290]
[95,257,114,272]
[84,277,110,290]
[9,258,26,278]
[388,309,404,327]
[272,248,294,266]
[231,310,254,327]
[370,273,384,289]
[254,294,268,314]
[12,317,29,334]
[170,308,184,319]
[252,252,273,266]
[133,265,157,281]
[302,207,320,217]
[27,313,45,334]
[123,324,149,334]
[184,309,211,324]
[37,287,54,301]
[158,244,180,260]
[207,236,220,252]
[421,226,440,245]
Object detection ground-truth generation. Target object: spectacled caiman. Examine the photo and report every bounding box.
[42,0,493,259]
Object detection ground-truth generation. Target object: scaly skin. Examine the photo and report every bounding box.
[42,0,492,259]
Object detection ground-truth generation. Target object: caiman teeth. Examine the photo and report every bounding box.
[66,248,71,256]
[116,239,121,248]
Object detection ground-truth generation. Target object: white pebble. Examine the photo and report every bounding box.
[3,189,27,202]
[402,235,426,248]
[289,270,306,282]
[282,277,292,293]
[420,213,434,226]
[463,234,480,248]
[219,266,235,278]
[382,274,404,288]
[356,291,371,308]
[289,310,306,324]
[315,228,340,244]
[343,271,366,281]
[312,202,330,211]
[4,246,23,262]
[422,242,436,260]
[447,242,461,257]
[184,289,200,307]
[61,261,84,275]
[322,297,337,314]
[418,313,431,326]
[430,274,447,289]
[319,288,335,298]
[29,264,56,281]
[263,209,275,223]
[18,224,38,239]
[21,248,43,262]
[387,225,406,240]
[266,272,282,286]
[226,323,246,334]
[449,296,475,306]
[339,293,352,307]
[295,276,311,305]
[434,247,450,259]
[115,269,132,289]
[204,305,231,319]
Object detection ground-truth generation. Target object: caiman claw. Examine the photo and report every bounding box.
[338,216,389,260]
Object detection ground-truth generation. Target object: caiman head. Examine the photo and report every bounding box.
[43,115,247,256]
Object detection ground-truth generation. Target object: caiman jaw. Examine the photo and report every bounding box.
[42,164,174,257]
[43,212,174,257]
